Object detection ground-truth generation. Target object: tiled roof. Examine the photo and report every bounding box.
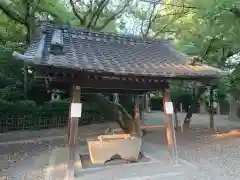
[18,24,224,79]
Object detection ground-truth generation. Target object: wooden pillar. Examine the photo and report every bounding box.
[134,95,141,138]
[66,85,81,180]
[163,88,178,165]
[209,87,214,130]
[145,92,151,113]
[217,102,220,115]
[174,106,178,132]
[113,93,119,123]
[24,65,28,100]
[180,103,183,112]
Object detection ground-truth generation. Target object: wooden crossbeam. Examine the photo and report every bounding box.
[35,75,169,93]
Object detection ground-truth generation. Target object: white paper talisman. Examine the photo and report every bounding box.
[165,102,174,114]
[70,103,82,118]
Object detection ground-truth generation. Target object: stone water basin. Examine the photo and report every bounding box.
[87,134,141,164]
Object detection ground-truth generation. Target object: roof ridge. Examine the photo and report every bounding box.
[43,23,172,44]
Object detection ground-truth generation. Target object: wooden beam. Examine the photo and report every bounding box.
[163,88,178,165]
[66,85,81,179]
[36,65,219,82]
[46,75,169,90]
[35,76,169,93]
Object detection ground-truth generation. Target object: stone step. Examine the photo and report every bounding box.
[75,160,190,180]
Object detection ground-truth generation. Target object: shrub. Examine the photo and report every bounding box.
[0,98,115,132]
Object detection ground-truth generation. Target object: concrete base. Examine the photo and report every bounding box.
[87,134,142,164]
[43,147,83,180]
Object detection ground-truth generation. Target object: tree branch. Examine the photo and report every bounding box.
[69,0,84,24]
[95,0,132,31]
[87,0,109,29]
[153,11,188,38]
[142,2,158,38]
[92,0,110,28]
[230,6,240,18]
[0,2,25,25]
[31,0,41,16]
[227,49,240,58]
[202,37,216,59]
[140,1,199,10]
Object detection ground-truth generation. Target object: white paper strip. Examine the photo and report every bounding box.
[165,102,174,114]
[70,103,82,118]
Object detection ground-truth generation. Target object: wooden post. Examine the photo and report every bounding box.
[209,87,214,130]
[66,85,81,180]
[113,93,119,123]
[163,88,178,165]
[174,106,178,132]
[217,102,220,115]
[134,95,141,138]
[145,92,151,113]
[180,103,183,112]
[24,65,28,99]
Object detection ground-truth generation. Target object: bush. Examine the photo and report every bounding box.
[150,91,194,112]
[0,98,113,131]
[151,97,163,110]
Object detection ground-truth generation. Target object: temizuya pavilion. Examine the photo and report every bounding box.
[13,24,224,179]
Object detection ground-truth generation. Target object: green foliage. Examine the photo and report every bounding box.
[0,99,114,132]
[2,0,240,129]
[150,97,163,110]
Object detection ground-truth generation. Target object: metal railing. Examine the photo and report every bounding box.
[0,115,68,132]
[0,112,113,132]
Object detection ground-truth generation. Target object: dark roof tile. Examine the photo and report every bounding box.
[19,24,225,79]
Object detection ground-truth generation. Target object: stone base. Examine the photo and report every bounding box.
[43,147,83,180]
[79,152,150,169]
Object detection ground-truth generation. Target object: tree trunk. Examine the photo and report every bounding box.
[228,95,239,121]
[23,21,35,100]
[93,93,136,134]
[209,88,214,129]
[184,86,207,125]
[199,96,207,114]
[23,65,28,100]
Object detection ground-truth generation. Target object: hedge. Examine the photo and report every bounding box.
[0,99,113,132]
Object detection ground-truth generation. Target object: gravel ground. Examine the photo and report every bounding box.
[143,111,240,180]
[144,129,240,180]
[0,139,66,179]
[0,122,116,142]
[178,135,240,180]
[0,122,117,180]
[1,112,240,180]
